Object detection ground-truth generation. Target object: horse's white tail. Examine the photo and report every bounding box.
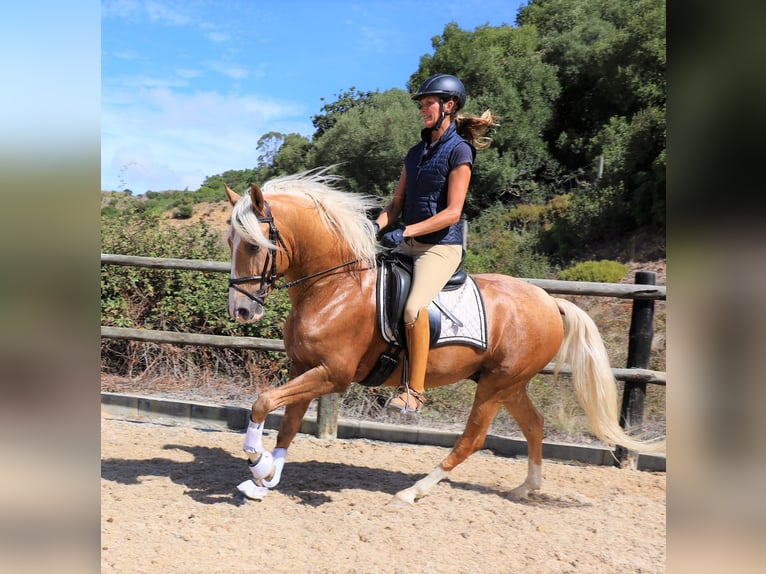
[554,298,665,454]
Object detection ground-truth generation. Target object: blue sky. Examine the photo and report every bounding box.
[102,0,527,193]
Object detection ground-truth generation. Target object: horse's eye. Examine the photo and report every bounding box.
[246,243,260,253]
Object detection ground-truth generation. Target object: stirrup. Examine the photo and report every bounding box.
[386,387,426,413]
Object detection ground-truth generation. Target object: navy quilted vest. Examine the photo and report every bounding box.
[403,123,471,245]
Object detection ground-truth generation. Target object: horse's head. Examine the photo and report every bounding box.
[225,169,382,323]
[225,182,285,322]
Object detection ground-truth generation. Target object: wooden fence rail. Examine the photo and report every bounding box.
[101,253,666,464]
[100,325,665,385]
[101,253,667,300]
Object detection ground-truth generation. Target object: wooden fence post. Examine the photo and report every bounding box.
[316,393,340,439]
[615,270,656,468]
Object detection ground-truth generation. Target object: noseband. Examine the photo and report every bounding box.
[228,200,360,305]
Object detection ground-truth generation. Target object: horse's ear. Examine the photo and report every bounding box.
[249,183,266,214]
[224,184,240,206]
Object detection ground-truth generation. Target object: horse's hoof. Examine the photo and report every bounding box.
[237,479,269,501]
[508,485,534,502]
[388,492,415,508]
[387,498,410,509]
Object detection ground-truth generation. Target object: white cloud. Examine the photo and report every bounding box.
[101,0,143,20]
[176,68,203,79]
[205,60,251,80]
[205,31,231,43]
[102,0,195,26]
[101,82,313,192]
[144,0,194,25]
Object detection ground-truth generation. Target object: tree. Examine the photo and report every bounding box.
[270,133,311,177]
[517,0,666,241]
[256,132,286,167]
[198,168,263,196]
[517,0,665,177]
[307,89,420,197]
[311,87,376,140]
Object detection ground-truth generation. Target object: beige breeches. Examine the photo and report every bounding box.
[397,239,463,324]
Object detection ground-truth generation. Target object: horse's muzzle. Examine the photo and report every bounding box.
[229,293,265,323]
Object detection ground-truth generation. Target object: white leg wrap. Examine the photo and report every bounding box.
[261,448,286,488]
[237,448,287,501]
[238,421,288,500]
[248,450,275,481]
[243,419,264,454]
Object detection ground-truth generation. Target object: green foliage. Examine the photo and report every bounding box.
[101,205,118,218]
[101,209,228,331]
[540,184,624,259]
[557,259,629,283]
[173,204,193,219]
[100,209,292,375]
[198,168,265,199]
[271,133,312,176]
[591,106,666,229]
[251,132,312,181]
[464,203,555,278]
[517,0,666,245]
[307,89,419,197]
[311,87,376,140]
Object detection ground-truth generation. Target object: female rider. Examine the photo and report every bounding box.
[375,74,498,413]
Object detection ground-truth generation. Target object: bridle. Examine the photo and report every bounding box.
[228,200,360,305]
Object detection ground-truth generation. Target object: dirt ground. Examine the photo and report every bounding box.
[101,412,665,574]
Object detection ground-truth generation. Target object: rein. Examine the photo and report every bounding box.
[228,200,361,304]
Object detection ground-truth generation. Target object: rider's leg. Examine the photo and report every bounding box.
[389,308,430,412]
[388,240,462,413]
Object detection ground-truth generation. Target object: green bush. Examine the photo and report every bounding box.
[100,208,291,380]
[464,203,555,279]
[557,259,629,283]
[173,204,194,219]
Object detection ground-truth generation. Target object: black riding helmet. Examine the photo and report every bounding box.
[412,74,467,111]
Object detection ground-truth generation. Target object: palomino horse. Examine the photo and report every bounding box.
[224,170,663,504]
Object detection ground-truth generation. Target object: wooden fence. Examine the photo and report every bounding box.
[101,253,666,464]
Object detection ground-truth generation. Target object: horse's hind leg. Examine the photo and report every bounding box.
[502,386,544,500]
[391,385,502,506]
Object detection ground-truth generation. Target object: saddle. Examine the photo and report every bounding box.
[357,249,471,388]
[377,250,467,346]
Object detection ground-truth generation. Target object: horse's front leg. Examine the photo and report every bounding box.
[250,363,338,423]
[237,365,344,500]
[237,399,310,498]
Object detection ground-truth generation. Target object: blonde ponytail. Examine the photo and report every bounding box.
[455,110,501,150]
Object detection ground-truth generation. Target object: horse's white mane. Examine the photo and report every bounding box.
[230,168,382,268]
